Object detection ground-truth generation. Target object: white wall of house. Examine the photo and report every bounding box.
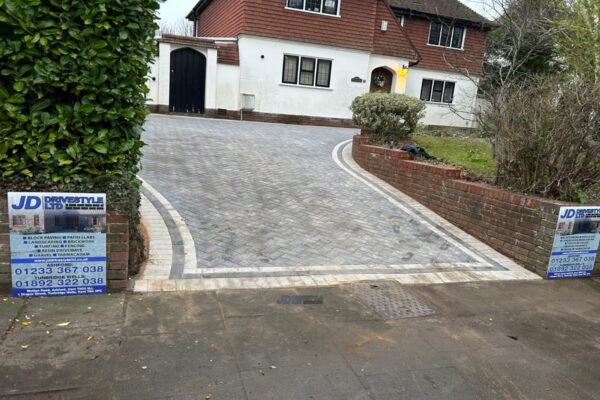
[147,35,481,128]
[216,64,240,111]
[238,35,371,119]
[405,67,479,128]
[147,59,158,104]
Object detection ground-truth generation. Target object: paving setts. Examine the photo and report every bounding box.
[134,115,539,291]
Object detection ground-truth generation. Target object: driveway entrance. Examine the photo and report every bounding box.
[135,115,538,291]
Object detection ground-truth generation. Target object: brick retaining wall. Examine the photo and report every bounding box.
[0,197,130,293]
[352,135,600,277]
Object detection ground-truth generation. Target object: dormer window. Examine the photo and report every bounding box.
[428,22,465,49]
[287,0,339,16]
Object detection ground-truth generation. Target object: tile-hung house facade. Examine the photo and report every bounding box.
[146,0,492,127]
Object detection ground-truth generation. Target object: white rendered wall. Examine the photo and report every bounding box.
[205,48,217,109]
[238,35,371,119]
[146,59,158,105]
[216,64,240,111]
[405,67,479,127]
[157,42,171,107]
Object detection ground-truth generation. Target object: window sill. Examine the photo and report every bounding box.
[284,7,341,18]
[426,43,464,51]
[280,83,333,91]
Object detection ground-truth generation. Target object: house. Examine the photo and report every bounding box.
[146,0,492,128]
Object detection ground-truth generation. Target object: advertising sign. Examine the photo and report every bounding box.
[547,206,600,279]
[8,192,107,297]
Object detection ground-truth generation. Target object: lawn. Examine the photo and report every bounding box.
[413,136,496,176]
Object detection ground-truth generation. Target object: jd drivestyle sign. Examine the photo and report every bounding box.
[8,192,107,298]
[547,206,600,279]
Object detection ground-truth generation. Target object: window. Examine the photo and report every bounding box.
[299,57,315,85]
[288,0,303,9]
[282,55,332,88]
[282,55,299,84]
[286,0,339,15]
[420,79,455,104]
[91,216,100,226]
[34,215,40,226]
[13,215,25,226]
[316,59,332,87]
[428,22,464,49]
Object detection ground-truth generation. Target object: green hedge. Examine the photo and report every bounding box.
[0,0,160,187]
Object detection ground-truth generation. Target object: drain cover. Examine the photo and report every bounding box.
[348,281,436,319]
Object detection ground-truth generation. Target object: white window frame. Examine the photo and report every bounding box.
[281,54,334,89]
[420,79,456,104]
[427,22,466,50]
[285,0,341,17]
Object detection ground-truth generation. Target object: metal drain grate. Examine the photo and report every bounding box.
[348,281,436,319]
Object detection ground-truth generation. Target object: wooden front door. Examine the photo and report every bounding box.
[370,67,393,93]
[169,48,206,114]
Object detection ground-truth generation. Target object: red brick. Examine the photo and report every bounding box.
[108,223,128,234]
[110,252,128,262]
[107,215,128,224]
[109,261,128,270]
[107,233,127,243]
[109,243,128,253]
[109,280,127,290]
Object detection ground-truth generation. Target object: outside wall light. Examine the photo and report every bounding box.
[398,65,409,77]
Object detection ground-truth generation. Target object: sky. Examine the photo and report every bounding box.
[158,0,494,26]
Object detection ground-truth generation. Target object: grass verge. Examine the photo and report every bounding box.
[413,136,496,176]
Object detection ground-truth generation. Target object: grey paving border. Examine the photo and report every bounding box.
[139,186,185,279]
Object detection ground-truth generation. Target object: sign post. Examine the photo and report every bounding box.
[8,192,107,297]
[547,206,600,279]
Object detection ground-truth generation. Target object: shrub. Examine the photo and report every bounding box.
[0,0,159,274]
[350,93,425,141]
[0,0,160,186]
[488,76,600,201]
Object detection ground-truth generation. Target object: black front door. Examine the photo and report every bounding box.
[169,48,206,113]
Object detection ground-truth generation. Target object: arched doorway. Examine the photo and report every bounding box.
[370,67,394,93]
[169,48,206,113]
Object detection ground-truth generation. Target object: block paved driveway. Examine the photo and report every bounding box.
[135,115,537,291]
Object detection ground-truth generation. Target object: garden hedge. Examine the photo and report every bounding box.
[0,0,160,189]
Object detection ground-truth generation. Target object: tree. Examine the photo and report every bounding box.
[557,0,600,83]
[158,19,195,37]
[482,0,563,89]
